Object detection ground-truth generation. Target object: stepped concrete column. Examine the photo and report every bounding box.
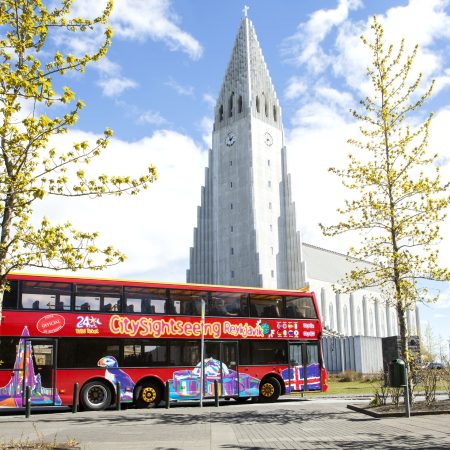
[362,295,369,336]
[335,293,342,334]
[385,304,392,337]
[349,293,356,336]
[320,288,327,327]
[375,299,381,337]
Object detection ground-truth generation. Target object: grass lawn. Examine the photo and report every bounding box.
[304,379,375,396]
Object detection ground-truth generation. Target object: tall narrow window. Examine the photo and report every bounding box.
[231,270,235,278]
[230,160,232,166]
[219,105,223,121]
[271,247,274,255]
[271,270,274,278]
[273,106,277,122]
[268,180,271,188]
[231,248,234,255]
[269,202,272,210]
[238,95,243,113]
[230,225,234,232]
[256,95,260,113]
[228,92,234,117]
[230,203,233,210]
[267,159,270,166]
[264,96,268,117]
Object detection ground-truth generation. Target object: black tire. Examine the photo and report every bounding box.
[135,381,162,408]
[259,377,281,403]
[80,380,112,411]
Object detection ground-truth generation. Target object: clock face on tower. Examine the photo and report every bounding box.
[225,132,236,146]
[264,132,273,146]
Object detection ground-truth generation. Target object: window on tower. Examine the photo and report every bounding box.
[230,225,234,232]
[219,105,224,121]
[256,95,260,113]
[264,96,268,117]
[268,180,271,188]
[231,247,234,255]
[273,105,277,122]
[238,95,243,113]
[229,92,234,117]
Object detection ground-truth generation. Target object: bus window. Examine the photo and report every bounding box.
[285,296,317,319]
[123,340,168,367]
[249,294,283,318]
[20,281,71,311]
[207,292,248,317]
[169,340,200,366]
[170,290,207,316]
[0,337,19,369]
[124,287,168,314]
[3,280,18,309]
[250,340,287,365]
[58,338,120,368]
[75,284,121,313]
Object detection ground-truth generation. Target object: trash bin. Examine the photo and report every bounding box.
[389,358,407,387]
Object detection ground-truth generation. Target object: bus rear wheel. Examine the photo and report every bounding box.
[259,377,281,403]
[135,381,162,408]
[80,381,112,411]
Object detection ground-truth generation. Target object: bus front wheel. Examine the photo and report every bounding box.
[135,381,162,408]
[80,381,112,411]
[259,377,281,403]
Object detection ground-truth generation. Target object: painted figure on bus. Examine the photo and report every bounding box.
[97,356,135,401]
[0,326,61,407]
[170,357,260,400]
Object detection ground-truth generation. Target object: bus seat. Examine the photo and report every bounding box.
[55,300,65,310]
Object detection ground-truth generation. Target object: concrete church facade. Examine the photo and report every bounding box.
[187,13,419,339]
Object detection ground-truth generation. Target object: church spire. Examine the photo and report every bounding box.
[214,13,281,131]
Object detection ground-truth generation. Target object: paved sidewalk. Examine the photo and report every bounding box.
[0,398,449,449]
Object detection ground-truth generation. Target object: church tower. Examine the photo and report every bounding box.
[187,11,306,289]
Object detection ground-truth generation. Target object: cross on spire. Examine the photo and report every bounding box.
[243,5,249,17]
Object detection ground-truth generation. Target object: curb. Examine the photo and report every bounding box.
[347,403,450,418]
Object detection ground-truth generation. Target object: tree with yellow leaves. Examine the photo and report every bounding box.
[321,17,450,394]
[0,0,157,314]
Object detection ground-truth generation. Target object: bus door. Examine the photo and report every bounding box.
[21,339,58,406]
[204,341,239,397]
[288,342,321,392]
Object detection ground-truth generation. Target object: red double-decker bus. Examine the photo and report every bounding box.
[0,273,327,410]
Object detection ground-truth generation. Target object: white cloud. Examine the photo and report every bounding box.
[137,110,168,126]
[34,129,207,280]
[68,0,203,60]
[97,76,138,97]
[202,93,216,109]
[165,78,194,96]
[334,0,450,96]
[283,0,362,73]
[111,0,203,60]
[198,116,213,148]
[284,76,307,101]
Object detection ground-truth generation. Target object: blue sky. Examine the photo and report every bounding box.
[32,0,450,352]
